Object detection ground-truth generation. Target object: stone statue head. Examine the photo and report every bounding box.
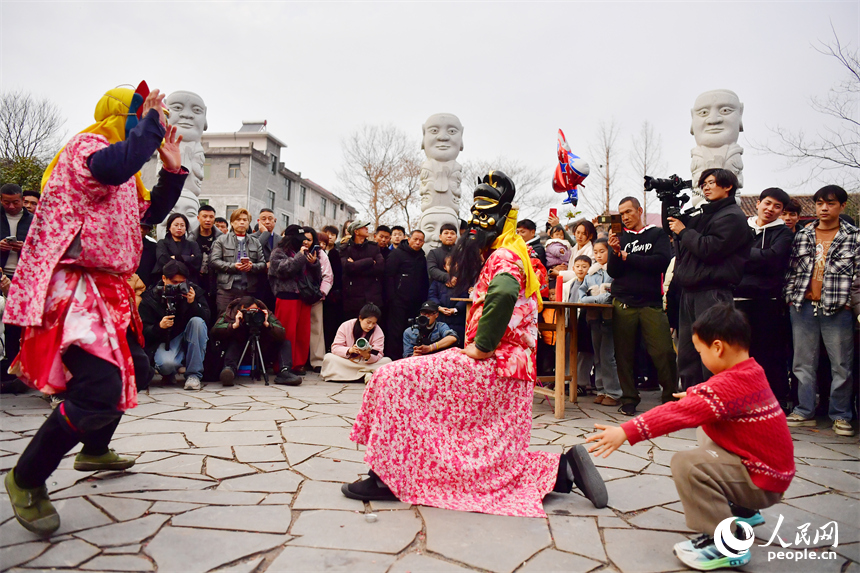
[166,91,208,143]
[422,113,464,162]
[690,89,743,148]
[419,207,459,250]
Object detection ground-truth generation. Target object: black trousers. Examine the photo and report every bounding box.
[14,330,150,490]
[222,329,293,372]
[385,299,422,360]
[736,298,791,404]
[678,288,733,389]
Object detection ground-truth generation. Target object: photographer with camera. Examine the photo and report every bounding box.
[211,296,302,386]
[139,260,210,391]
[663,168,752,389]
[402,301,459,359]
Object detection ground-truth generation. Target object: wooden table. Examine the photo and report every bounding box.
[452,298,612,419]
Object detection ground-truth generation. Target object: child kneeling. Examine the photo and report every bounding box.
[321,304,392,383]
[586,304,794,571]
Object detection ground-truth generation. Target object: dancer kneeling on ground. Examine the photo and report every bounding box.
[321,303,391,383]
[4,84,187,535]
[586,304,795,571]
[342,171,607,517]
[212,296,302,386]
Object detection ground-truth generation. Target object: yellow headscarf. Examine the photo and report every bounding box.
[41,87,151,201]
[490,208,543,310]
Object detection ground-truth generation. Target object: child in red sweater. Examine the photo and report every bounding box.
[586,304,795,571]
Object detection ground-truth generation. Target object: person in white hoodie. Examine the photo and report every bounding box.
[578,239,622,406]
[733,187,794,408]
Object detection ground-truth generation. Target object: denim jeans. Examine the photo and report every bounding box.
[790,301,854,421]
[154,317,208,379]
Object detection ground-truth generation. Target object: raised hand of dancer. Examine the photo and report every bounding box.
[461,343,492,361]
[141,89,167,127]
[158,124,184,173]
[585,423,628,458]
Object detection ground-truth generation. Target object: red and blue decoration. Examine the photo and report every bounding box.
[552,129,589,207]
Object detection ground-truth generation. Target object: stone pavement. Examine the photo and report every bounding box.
[0,374,858,573]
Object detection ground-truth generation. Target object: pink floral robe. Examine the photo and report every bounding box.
[350,248,559,517]
[5,133,151,411]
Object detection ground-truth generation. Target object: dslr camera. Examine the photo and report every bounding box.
[644,174,700,231]
[155,281,190,316]
[243,308,266,332]
[407,315,433,346]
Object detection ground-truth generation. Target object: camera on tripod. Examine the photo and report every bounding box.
[243,308,266,331]
[155,282,190,316]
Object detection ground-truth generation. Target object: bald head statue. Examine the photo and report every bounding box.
[690,89,743,149]
[166,91,208,143]
[422,113,463,162]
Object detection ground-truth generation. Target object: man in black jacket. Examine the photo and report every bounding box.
[608,197,678,416]
[384,230,430,359]
[340,220,385,320]
[140,260,210,391]
[427,222,457,285]
[667,168,753,388]
[516,219,546,268]
[734,187,793,406]
[375,225,392,261]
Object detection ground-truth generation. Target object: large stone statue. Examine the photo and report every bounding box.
[418,113,463,251]
[158,90,207,236]
[690,89,744,206]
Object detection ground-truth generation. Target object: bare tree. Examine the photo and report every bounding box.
[459,157,554,223]
[337,124,422,228]
[579,120,623,217]
[0,91,66,162]
[755,26,859,189]
[630,121,666,218]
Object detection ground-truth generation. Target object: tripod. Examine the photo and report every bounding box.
[236,329,270,385]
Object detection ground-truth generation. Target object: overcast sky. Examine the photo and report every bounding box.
[2,1,857,219]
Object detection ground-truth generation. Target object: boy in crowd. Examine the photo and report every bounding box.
[734,187,793,408]
[783,185,859,436]
[780,198,802,234]
[587,304,794,571]
[667,168,752,388]
[516,219,546,267]
[608,196,677,416]
[568,255,594,395]
[390,225,406,250]
[375,225,392,260]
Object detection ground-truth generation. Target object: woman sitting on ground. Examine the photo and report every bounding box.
[320,303,391,383]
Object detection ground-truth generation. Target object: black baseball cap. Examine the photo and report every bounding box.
[419,301,439,313]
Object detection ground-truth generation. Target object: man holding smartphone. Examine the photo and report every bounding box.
[210,208,267,314]
[0,184,34,393]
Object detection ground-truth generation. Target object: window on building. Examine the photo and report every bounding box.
[199,199,209,206]
[270,154,278,174]
[284,178,292,201]
[332,203,337,218]
[267,190,276,211]
[300,186,307,207]
[309,211,316,226]
[321,197,327,215]
[282,214,290,228]
[226,205,239,221]
[228,163,241,178]
[203,160,210,180]
[340,203,344,211]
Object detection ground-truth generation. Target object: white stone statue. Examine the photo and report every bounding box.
[419,113,463,251]
[157,91,207,237]
[690,89,744,206]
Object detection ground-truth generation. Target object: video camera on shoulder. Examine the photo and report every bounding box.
[644,174,702,230]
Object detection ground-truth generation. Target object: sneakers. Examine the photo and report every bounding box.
[341,470,399,501]
[275,369,303,386]
[220,367,236,387]
[673,534,751,570]
[563,445,608,508]
[4,470,60,536]
[576,386,589,398]
[833,419,855,437]
[74,449,136,471]
[730,502,765,527]
[184,375,202,391]
[617,403,636,417]
[786,413,816,427]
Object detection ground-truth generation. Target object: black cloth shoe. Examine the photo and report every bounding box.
[563,445,608,508]
[275,369,302,386]
[617,403,636,416]
[219,367,236,387]
[341,471,398,501]
[312,366,322,373]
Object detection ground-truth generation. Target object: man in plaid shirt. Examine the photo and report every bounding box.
[783,185,859,436]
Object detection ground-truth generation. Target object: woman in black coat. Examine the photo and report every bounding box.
[154,213,202,284]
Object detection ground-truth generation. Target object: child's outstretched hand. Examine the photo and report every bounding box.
[586,424,629,458]
[673,392,687,400]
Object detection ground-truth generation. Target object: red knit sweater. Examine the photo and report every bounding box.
[621,358,795,493]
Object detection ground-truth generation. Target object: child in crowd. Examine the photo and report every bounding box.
[320,303,391,383]
[568,255,595,395]
[586,304,794,571]
[545,225,572,269]
[579,238,621,406]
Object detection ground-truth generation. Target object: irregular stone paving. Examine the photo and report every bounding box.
[1,374,858,573]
